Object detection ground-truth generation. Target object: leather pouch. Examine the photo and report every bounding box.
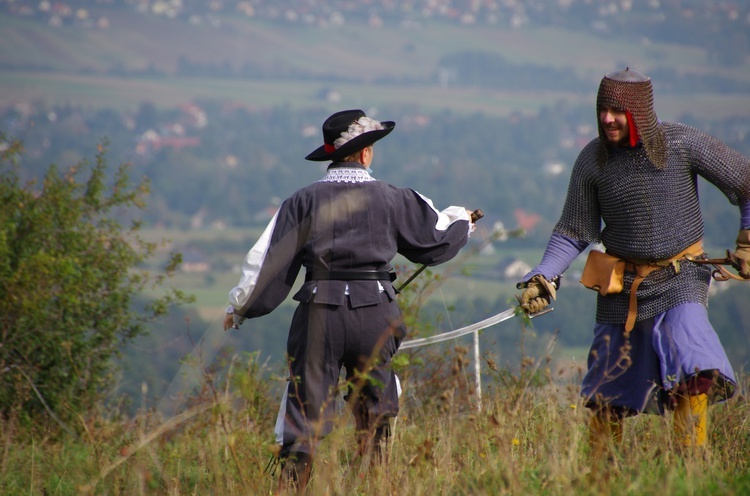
[580,250,626,296]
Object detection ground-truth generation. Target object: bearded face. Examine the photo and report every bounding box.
[599,107,630,146]
[595,68,666,168]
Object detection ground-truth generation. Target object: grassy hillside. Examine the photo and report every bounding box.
[4,350,750,495]
[2,12,749,120]
[4,12,750,494]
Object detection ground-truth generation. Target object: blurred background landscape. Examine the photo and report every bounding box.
[3,0,750,410]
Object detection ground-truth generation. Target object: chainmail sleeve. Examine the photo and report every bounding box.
[553,139,603,244]
[678,123,750,206]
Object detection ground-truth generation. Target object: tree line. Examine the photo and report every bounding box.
[5,100,750,246]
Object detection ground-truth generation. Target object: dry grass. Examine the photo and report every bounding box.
[2,343,750,495]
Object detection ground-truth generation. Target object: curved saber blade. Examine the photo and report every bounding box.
[399,307,552,350]
[154,315,230,419]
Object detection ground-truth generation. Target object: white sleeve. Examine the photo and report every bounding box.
[415,191,473,234]
[227,212,279,312]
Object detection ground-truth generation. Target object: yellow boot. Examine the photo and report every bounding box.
[589,410,623,458]
[673,393,708,447]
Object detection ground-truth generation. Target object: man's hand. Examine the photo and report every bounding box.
[517,275,557,314]
[731,229,750,279]
[223,313,236,331]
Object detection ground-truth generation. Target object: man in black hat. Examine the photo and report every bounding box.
[516,68,750,454]
[223,109,475,490]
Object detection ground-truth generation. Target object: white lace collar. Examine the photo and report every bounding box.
[317,165,376,183]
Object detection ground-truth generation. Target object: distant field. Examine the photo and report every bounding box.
[2,13,750,120]
[0,70,598,115]
[2,13,738,80]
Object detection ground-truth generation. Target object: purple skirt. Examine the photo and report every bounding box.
[580,302,736,415]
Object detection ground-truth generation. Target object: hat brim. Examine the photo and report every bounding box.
[305,122,395,162]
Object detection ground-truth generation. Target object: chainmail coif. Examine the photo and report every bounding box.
[596,68,666,169]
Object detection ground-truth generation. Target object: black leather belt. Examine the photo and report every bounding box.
[305,270,394,282]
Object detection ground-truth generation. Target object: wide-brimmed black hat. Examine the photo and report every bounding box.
[305,109,395,162]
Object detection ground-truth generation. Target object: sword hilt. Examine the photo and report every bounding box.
[528,307,554,318]
[471,209,484,223]
[686,249,735,267]
[688,258,733,265]
[686,250,745,281]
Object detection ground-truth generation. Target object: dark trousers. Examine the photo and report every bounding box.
[277,295,404,457]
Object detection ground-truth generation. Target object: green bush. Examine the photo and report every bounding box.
[0,136,192,435]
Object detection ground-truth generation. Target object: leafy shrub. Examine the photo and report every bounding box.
[0,136,192,435]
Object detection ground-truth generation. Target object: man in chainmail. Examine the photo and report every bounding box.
[517,68,750,452]
[223,109,475,492]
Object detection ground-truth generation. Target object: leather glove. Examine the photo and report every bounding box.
[731,229,750,279]
[517,275,557,314]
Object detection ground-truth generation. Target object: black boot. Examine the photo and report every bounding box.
[356,421,391,464]
[278,451,312,494]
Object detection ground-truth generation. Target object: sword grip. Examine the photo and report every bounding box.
[470,209,484,223]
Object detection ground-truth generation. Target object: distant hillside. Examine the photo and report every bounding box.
[2,2,749,235]
[1,7,749,119]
